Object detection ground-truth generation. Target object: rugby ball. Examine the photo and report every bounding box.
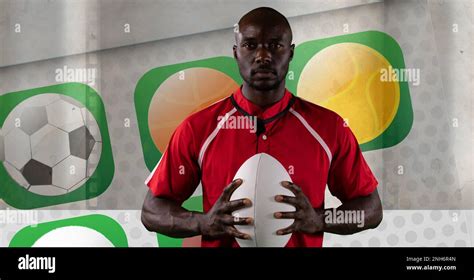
[230,153,295,247]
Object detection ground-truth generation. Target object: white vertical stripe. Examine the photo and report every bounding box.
[198,108,237,167]
[289,108,332,163]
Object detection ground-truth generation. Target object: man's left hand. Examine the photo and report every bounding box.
[274,181,324,235]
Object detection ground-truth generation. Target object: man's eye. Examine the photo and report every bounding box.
[270,43,283,49]
[243,43,256,48]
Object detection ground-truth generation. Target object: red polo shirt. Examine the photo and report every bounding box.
[145,86,378,247]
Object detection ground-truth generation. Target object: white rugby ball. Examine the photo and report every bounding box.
[32,226,114,247]
[230,153,295,247]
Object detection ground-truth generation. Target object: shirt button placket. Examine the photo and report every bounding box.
[259,134,269,153]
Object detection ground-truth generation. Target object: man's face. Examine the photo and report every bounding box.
[233,21,294,91]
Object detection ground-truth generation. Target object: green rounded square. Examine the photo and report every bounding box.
[134,56,242,172]
[0,83,114,209]
[9,214,128,247]
[288,31,414,151]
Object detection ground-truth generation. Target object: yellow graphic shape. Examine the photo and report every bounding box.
[148,68,238,152]
[297,43,400,144]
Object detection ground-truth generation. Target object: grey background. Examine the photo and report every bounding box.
[0,0,381,67]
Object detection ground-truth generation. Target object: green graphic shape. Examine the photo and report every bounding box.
[134,56,242,172]
[9,214,128,247]
[287,31,413,151]
[0,83,114,209]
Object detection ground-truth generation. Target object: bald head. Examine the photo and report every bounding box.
[235,7,292,43]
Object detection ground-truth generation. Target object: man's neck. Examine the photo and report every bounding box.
[241,83,286,108]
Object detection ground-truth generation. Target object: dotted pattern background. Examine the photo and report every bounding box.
[0,0,472,247]
[0,209,471,247]
[324,210,472,247]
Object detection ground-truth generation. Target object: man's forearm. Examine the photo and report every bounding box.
[141,191,204,238]
[318,190,383,235]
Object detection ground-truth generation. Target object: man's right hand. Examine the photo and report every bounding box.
[197,178,253,240]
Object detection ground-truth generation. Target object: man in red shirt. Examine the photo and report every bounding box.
[141,7,382,247]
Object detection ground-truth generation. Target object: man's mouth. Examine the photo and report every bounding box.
[252,69,276,78]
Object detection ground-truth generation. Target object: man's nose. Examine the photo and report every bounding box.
[255,46,272,64]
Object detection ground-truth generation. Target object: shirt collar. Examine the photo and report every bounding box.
[231,86,294,119]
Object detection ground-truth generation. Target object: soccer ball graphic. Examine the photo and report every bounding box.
[1,93,102,196]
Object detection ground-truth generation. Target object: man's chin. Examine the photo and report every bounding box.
[250,80,280,91]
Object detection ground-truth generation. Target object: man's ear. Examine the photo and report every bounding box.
[289,44,295,61]
[233,45,238,60]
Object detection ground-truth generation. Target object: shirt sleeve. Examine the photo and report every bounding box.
[327,116,378,203]
[144,120,201,204]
